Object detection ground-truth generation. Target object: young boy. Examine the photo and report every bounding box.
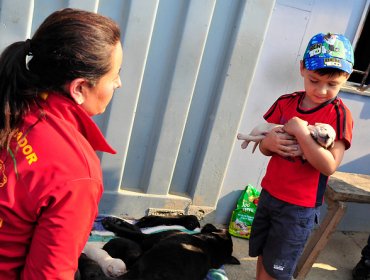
[248,33,354,280]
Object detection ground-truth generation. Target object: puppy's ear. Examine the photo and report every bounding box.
[309,128,318,140]
[328,140,335,149]
[201,224,217,233]
[226,256,241,265]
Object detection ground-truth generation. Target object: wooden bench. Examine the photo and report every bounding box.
[294,171,370,279]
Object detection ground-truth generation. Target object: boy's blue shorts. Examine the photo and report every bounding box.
[249,189,319,280]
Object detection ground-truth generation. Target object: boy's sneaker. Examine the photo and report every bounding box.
[353,259,370,280]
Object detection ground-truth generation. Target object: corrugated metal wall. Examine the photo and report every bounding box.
[0,0,275,220]
[99,0,275,219]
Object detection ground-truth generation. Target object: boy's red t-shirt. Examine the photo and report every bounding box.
[261,91,353,207]
[0,93,115,279]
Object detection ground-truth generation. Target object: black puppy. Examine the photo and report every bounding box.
[77,215,198,279]
[102,217,185,266]
[102,217,240,280]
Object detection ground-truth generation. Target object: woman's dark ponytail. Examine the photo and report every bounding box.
[0,40,39,148]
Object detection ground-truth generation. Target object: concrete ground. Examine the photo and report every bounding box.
[224,231,369,280]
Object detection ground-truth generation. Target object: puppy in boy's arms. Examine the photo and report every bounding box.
[237,121,336,154]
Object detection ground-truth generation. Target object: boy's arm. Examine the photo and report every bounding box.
[283,117,345,176]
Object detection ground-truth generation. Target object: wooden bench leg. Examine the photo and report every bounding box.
[293,199,347,279]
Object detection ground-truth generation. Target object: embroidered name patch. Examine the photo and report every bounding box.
[0,160,7,187]
[15,131,38,165]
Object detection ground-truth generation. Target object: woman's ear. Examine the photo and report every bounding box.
[68,78,88,105]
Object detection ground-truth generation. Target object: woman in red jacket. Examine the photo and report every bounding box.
[0,8,122,279]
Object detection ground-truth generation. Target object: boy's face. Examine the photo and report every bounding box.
[300,61,349,108]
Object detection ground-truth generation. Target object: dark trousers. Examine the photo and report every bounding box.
[362,234,370,260]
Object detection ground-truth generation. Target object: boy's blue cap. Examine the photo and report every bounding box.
[303,33,354,74]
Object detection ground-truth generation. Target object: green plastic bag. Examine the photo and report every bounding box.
[228,184,260,239]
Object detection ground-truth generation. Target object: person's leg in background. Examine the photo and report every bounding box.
[353,234,370,280]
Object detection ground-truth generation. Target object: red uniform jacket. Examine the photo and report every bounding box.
[0,93,116,279]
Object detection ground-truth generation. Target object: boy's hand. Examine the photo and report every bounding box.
[260,126,301,157]
[283,117,310,137]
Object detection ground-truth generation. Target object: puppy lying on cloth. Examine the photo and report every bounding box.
[237,122,336,155]
[77,215,238,280]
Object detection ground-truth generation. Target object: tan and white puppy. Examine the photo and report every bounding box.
[237,122,336,153]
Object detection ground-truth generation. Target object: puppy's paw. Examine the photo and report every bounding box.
[102,217,126,231]
[237,133,244,140]
[102,258,127,277]
[102,217,119,232]
[240,140,250,149]
[179,215,200,230]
